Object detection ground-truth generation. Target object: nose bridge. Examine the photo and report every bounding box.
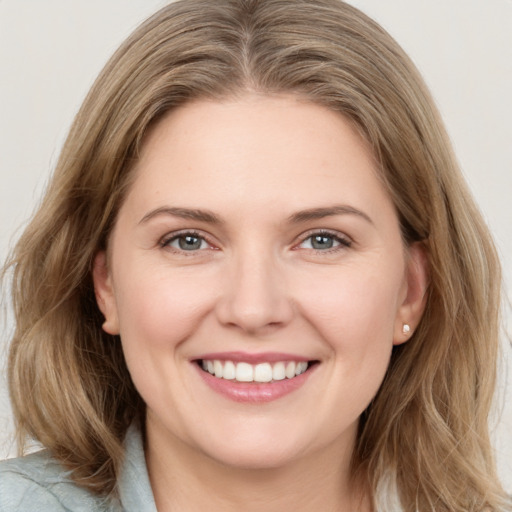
[216,241,293,333]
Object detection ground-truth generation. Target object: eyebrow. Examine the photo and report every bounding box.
[139,207,222,225]
[287,205,373,225]
[138,204,373,226]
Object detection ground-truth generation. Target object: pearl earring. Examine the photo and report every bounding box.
[402,324,411,335]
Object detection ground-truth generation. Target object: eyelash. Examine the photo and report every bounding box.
[159,230,215,255]
[159,229,352,255]
[295,230,352,253]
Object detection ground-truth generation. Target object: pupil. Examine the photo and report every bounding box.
[312,235,333,249]
[179,235,201,250]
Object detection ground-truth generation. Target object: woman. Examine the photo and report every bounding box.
[1,0,510,510]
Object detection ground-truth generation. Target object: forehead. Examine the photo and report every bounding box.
[121,94,394,224]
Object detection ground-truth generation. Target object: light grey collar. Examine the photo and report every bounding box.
[118,423,157,512]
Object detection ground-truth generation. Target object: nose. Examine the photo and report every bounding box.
[215,247,294,335]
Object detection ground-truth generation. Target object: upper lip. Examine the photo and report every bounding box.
[194,351,313,364]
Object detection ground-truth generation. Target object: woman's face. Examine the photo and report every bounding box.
[94,94,426,470]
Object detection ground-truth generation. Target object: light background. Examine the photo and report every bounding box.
[1,0,511,492]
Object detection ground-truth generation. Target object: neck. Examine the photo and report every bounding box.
[145,418,372,512]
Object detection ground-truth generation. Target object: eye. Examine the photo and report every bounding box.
[298,231,351,251]
[162,232,210,252]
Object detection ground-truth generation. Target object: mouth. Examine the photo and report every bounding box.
[192,352,319,402]
[197,359,316,383]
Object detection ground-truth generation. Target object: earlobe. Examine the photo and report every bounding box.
[92,251,120,335]
[393,242,429,345]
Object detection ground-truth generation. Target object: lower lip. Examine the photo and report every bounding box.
[195,364,316,403]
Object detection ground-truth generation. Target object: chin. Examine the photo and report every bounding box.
[201,437,305,471]
[190,413,339,472]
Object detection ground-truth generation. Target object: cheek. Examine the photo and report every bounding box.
[113,265,218,355]
[112,266,220,419]
[294,262,403,354]
[285,265,403,440]
[313,269,403,408]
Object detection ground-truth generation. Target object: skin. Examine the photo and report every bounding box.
[93,94,428,511]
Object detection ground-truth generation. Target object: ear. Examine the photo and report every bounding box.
[92,251,120,335]
[393,242,429,345]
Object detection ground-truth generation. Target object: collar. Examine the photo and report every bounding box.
[118,423,158,512]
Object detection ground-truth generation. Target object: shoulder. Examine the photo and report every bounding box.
[0,451,111,512]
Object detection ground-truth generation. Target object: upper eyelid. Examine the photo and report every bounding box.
[160,229,214,247]
[295,228,352,244]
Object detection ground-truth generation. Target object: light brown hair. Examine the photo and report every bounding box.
[4,0,510,510]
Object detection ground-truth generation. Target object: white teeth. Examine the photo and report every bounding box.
[254,363,273,382]
[223,360,236,380]
[213,360,223,378]
[285,361,296,379]
[295,362,308,376]
[272,362,286,381]
[201,359,311,382]
[236,362,254,382]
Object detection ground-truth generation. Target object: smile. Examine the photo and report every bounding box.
[200,359,309,383]
[194,354,319,403]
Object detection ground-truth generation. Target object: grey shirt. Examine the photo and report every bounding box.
[0,424,156,512]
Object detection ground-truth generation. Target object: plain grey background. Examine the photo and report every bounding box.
[1,0,511,491]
